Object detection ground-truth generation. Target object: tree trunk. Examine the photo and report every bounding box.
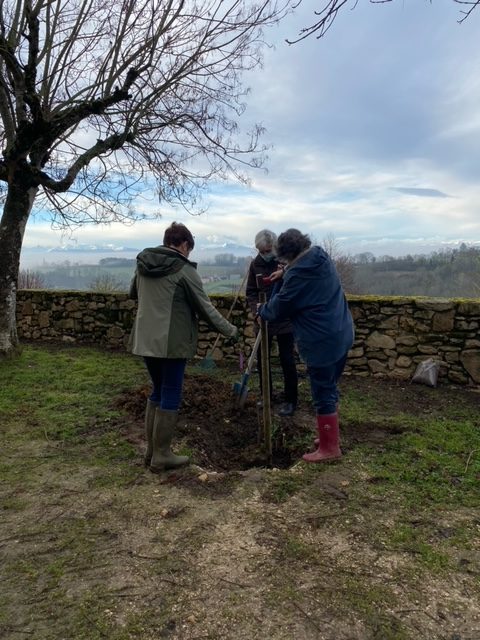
[0,171,38,358]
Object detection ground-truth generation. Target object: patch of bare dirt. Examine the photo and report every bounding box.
[3,350,480,640]
[116,370,479,472]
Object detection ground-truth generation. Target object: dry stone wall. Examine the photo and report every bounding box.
[347,296,480,386]
[16,290,480,387]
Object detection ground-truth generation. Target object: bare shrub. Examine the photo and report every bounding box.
[18,270,46,289]
[89,273,126,293]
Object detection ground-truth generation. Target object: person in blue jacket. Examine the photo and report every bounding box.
[257,228,354,463]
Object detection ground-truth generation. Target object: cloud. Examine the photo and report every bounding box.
[390,187,452,198]
[21,0,480,260]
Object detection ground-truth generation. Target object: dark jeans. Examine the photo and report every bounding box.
[307,353,348,415]
[258,332,298,405]
[144,357,187,411]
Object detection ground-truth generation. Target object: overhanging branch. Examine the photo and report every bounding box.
[49,68,139,137]
[32,130,135,193]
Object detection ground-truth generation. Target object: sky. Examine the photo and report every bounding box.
[21,0,480,263]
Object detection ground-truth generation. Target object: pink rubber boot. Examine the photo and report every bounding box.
[314,404,338,447]
[303,413,342,463]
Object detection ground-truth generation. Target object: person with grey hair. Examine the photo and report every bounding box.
[257,228,354,463]
[246,229,298,416]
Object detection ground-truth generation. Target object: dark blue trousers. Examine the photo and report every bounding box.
[143,357,187,411]
[307,353,348,415]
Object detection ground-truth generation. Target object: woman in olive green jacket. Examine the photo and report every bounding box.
[129,222,237,473]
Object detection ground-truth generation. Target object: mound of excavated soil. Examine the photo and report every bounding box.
[116,369,480,472]
[117,371,312,470]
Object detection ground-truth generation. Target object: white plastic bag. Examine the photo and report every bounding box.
[411,358,440,388]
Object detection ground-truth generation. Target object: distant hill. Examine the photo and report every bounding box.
[25,243,140,254]
[21,237,254,268]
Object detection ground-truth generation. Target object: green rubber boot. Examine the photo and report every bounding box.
[143,399,157,467]
[150,408,189,473]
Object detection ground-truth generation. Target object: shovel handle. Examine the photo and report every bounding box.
[245,331,262,375]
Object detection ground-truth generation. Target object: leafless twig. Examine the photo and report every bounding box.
[464,449,478,473]
[215,575,254,588]
[289,599,324,632]
[395,608,440,622]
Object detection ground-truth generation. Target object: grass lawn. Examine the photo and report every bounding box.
[0,344,479,640]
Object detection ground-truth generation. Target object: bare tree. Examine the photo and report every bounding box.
[0,0,291,357]
[288,0,480,43]
[18,269,45,289]
[321,233,356,293]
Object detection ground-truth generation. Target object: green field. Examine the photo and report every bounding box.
[31,262,247,293]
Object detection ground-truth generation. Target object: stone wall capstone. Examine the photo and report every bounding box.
[16,290,480,387]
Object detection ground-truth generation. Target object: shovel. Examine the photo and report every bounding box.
[233,331,262,409]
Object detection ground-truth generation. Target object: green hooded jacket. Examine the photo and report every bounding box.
[128,246,237,358]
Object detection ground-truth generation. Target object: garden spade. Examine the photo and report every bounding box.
[233,331,262,409]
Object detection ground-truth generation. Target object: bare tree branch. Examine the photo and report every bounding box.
[0,0,293,219]
[453,0,480,23]
[0,0,295,356]
[289,0,480,43]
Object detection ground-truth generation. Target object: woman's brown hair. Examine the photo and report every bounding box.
[163,222,195,250]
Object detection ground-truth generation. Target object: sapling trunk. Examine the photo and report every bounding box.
[256,275,272,464]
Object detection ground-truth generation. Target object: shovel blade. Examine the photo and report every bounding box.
[232,380,242,396]
[237,386,249,409]
[233,372,250,403]
[232,381,244,407]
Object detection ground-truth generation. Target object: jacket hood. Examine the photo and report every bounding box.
[136,246,197,278]
[288,246,330,280]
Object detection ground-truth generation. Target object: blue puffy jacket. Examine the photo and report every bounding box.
[258,246,354,367]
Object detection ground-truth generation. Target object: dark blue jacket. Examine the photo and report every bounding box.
[258,246,354,367]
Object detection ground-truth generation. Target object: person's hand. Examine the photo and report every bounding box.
[256,303,264,325]
[225,327,239,345]
[268,267,284,282]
